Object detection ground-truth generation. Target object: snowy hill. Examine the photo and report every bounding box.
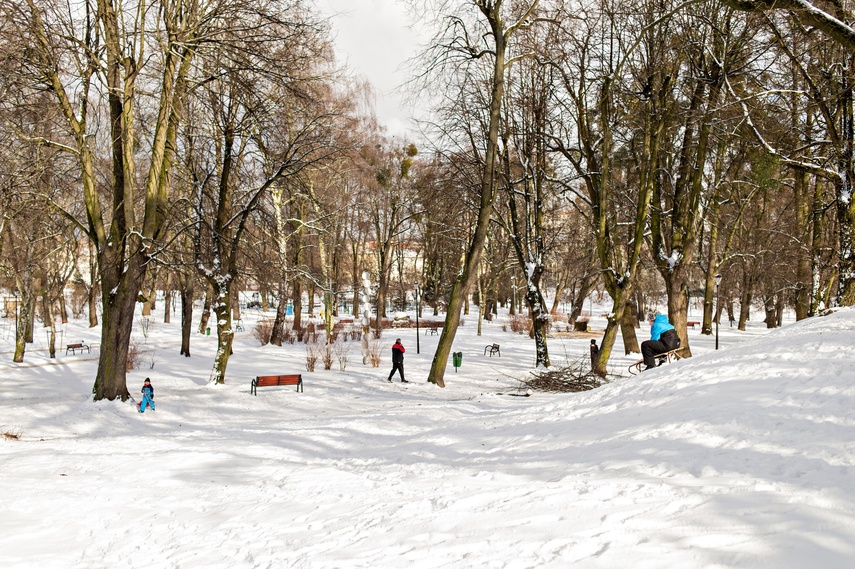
[1,308,854,568]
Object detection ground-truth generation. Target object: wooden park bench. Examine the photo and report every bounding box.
[65,342,90,355]
[687,321,700,329]
[484,343,501,357]
[251,374,304,396]
[628,349,682,375]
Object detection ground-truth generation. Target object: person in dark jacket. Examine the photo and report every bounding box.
[387,338,408,383]
[139,377,156,413]
[641,314,680,371]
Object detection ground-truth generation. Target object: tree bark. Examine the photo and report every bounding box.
[619,306,639,355]
[198,287,212,335]
[209,285,234,385]
[180,281,194,357]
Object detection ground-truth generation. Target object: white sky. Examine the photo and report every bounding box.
[319,0,427,138]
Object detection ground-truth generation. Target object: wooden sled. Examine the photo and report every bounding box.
[628,348,683,375]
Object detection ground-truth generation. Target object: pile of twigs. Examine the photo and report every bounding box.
[521,359,610,393]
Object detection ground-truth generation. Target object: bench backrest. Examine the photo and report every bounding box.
[492,343,500,349]
[255,374,301,386]
[68,343,84,348]
[251,373,303,395]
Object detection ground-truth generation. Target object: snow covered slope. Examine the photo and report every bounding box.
[1,308,853,568]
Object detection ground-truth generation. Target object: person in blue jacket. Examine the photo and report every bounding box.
[139,378,156,413]
[641,313,680,371]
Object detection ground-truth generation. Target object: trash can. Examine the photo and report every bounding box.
[206,327,210,336]
[452,351,462,372]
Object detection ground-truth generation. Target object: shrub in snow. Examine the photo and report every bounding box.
[253,319,273,346]
[126,341,142,371]
[3,429,21,440]
[508,315,530,335]
[322,342,334,370]
[368,338,382,368]
[305,338,319,372]
[333,339,351,371]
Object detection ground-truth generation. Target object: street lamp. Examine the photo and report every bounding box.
[414,282,420,354]
[714,273,722,350]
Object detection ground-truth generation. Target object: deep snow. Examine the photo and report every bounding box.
[1,306,854,568]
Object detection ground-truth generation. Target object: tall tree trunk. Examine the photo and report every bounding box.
[270,281,290,346]
[836,56,855,306]
[180,281,193,357]
[427,2,523,387]
[619,306,639,355]
[524,287,550,368]
[44,294,57,359]
[477,275,484,337]
[25,293,35,344]
[12,276,33,363]
[232,295,241,322]
[59,295,68,324]
[738,274,752,331]
[209,284,234,385]
[198,287,212,335]
[665,272,691,355]
[292,278,303,332]
[93,250,144,400]
[702,195,721,336]
[141,289,153,316]
[163,273,173,324]
[793,110,812,319]
[88,243,99,327]
[764,295,777,328]
[810,177,826,315]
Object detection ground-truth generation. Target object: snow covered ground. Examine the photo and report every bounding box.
[1,306,854,568]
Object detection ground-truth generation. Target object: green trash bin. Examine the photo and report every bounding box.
[452,351,462,372]
[206,327,210,336]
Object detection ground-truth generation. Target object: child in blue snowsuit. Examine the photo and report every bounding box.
[139,378,155,413]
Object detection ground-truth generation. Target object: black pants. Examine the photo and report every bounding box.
[388,362,405,381]
[641,329,680,367]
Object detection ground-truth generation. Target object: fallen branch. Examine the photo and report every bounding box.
[521,358,611,393]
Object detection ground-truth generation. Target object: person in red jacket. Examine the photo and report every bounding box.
[387,338,408,383]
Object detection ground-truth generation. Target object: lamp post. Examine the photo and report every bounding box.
[414,282,420,354]
[714,273,722,350]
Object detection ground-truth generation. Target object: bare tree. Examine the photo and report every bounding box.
[1,0,239,399]
[413,0,543,387]
[721,1,855,307]
[181,3,339,383]
[495,27,561,367]
[547,0,667,374]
